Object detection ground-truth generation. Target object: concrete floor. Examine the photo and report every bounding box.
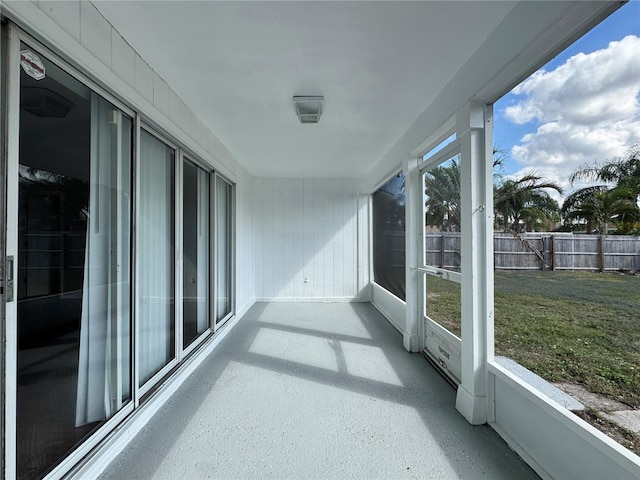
[100,302,539,480]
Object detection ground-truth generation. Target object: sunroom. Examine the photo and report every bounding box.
[1,1,638,479]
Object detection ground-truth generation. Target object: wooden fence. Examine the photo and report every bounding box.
[424,233,640,272]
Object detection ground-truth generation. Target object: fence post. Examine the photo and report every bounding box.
[440,233,445,269]
[551,235,556,271]
[542,236,547,271]
[600,235,605,273]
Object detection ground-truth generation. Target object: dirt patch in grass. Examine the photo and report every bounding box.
[574,409,640,457]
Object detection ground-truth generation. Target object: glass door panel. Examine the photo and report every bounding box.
[16,45,132,479]
[182,159,209,348]
[215,176,232,324]
[138,130,175,384]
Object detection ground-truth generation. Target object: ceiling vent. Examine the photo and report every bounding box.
[293,96,324,124]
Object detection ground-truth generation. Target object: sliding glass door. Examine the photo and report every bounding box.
[137,130,176,386]
[16,45,132,479]
[215,176,233,324]
[182,159,210,348]
[7,32,236,479]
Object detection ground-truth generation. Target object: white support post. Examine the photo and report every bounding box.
[455,101,495,424]
[403,157,421,352]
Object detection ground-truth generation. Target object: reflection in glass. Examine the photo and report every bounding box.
[183,160,210,347]
[17,48,132,479]
[215,177,233,323]
[372,173,406,300]
[138,130,175,384]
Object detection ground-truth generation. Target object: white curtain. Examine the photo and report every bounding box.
[139,130,175,384]
[76,95,130,426]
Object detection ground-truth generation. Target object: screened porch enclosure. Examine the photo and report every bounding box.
[2,1,639,479]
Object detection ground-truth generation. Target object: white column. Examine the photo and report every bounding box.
[403,157,421,352]
[455,101,495,424]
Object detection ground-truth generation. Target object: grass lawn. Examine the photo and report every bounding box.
[426,270,640,408]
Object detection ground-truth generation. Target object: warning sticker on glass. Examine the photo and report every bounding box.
[20,50,46,80]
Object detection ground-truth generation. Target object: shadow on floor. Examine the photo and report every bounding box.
[100,302,539,480]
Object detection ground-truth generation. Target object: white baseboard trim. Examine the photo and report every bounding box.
[254,296,365,303]
[371,300,403,334]
[489,421,553,480]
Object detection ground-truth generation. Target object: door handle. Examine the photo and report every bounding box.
[6,256,14,302]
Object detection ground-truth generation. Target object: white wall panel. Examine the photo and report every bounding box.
[38,0,81,42]
[134,54,154,104]
[80,1,111,68]
[253,177,362,301]
[356,193,370,298]
[234,166,255,313]
[111,28,136,88]
[153,74,170,118]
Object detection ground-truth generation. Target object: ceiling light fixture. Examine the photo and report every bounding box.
[293,96,324,124]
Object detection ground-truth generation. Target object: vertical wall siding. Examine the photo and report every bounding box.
[234,166,255,312]
[253,178,360,301]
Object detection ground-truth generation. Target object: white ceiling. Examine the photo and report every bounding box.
[92,1,614,179]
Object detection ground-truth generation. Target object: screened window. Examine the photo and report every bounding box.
[372,173,406,300]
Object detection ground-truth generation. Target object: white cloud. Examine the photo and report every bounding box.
[502,35,640,201]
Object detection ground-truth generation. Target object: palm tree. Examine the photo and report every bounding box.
[570,145,640,201]
[424,158,562,233]
[567,145,640,234]
[518,194,562,232]
[562,187,640,234]
[424,159,461,232]
[494,173,562,233]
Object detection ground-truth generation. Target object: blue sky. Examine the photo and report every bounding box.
[493,0,640,200]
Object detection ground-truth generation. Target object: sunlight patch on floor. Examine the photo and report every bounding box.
[341,342,404,386]
[249,328,339,372]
